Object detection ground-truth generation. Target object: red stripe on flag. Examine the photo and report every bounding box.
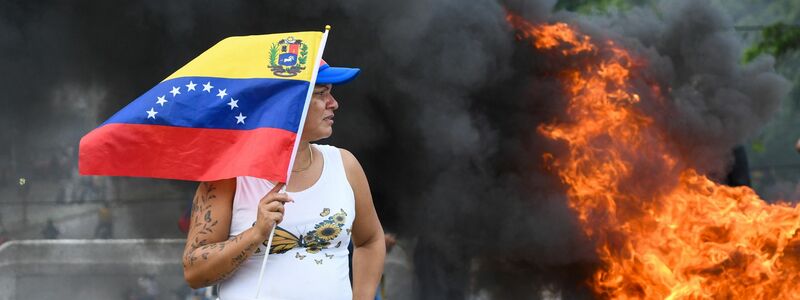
[79,124,296,182]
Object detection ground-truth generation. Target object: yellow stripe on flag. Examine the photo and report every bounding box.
[164,31,323,81]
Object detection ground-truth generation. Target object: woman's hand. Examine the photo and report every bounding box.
[253,182,293,237]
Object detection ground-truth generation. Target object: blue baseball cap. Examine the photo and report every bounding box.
[316,59,360,85]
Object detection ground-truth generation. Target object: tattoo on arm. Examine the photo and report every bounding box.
[184,183,219,267]
[193,236,258,284]
[217,240,257,281]
[184,182,263,285]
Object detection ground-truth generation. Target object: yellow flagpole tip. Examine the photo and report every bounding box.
[325,25,331,31]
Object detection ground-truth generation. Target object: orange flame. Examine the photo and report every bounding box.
[508,13,800,299]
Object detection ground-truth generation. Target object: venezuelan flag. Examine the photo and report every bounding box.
[79,31,326,182]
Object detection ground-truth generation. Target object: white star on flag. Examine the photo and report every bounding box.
[156,95,168,106]
[146,108,158,119]
[186,81,197,91]
[235,112,247,124]
[217,89,228,99]
[170,86,181,97]
[203,82,214,92]
[227,98,239,110]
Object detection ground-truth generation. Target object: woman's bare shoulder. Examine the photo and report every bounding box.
[204,178,236,188]
[194,178,237,202]
[336,147,362,174]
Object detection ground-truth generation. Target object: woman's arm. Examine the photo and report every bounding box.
[342,149,386,300]
[182,179,289,288]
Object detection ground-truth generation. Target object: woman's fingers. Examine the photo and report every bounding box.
[268,211,284,224]
[261,211,284,226]
[255,183,292,229]
[268,193,293,203]
[263,201,285,213]
[259,190,293,205]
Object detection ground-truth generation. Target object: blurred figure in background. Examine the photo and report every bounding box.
[373,232,397,300]
[177,202,192,235]
[124,275,161,300]
[178,285,216,300]
[94,201,113,239]
[384,233,397,253]
[795,138,800,153]
[18,177,30,225]
[41,218,60,239]
[136,275,160,300]
[0,212,8,246]
[0,212,5,234]
[726,145,752,187]
[76,176,95,203]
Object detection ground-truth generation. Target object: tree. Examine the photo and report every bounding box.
[744,23,800,63]
[554,0,652,13]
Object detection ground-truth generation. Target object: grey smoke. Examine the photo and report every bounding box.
[0,0,791,299]
[597,0,791,177]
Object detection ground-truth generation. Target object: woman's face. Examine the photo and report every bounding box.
[301,84,338,142]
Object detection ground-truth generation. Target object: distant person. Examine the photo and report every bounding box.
[795,138,800,153]
[350,232,396,300]
[76,176,94,203]
[376,232,397,300]
[179,285,215,300]
[725,145,751,187]
[41,219,60,239]
[18,177,30,202]
[136,275,160,300]
[0,212,6,233]
[177,201,192,234]
[384,233,397,252]
[0,214,8,246]
[94,201,113,239]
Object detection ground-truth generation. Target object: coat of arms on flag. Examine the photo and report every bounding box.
[269,36,309,77]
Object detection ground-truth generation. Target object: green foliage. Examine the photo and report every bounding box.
[751,140,766,153]
[711,0,800,29]
[555,0,653,13]
[744,23,800,62]
[299,44,308,65]
[269,44,278,66]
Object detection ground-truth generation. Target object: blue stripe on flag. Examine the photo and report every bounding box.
[102,77,310,132]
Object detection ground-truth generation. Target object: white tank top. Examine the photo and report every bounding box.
[219,144,355,300]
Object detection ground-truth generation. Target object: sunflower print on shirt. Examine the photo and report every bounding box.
[266,208,347,255]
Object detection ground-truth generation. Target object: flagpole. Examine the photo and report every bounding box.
[253,25,331,300]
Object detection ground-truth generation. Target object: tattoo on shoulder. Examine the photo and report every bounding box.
[189,183,221,238]
[201,183,217,202]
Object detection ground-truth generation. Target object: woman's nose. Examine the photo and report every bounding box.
[327,95,339,110]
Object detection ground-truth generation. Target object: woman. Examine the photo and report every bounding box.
[182,60,385,299]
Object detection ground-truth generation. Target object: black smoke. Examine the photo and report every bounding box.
[0,0,790,299]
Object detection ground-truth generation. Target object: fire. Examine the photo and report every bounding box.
[508,14,800,299]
